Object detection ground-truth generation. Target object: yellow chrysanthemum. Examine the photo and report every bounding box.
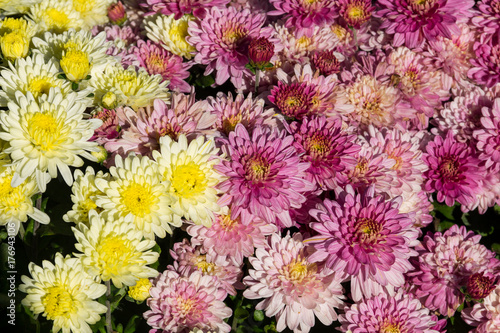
[60,48,92,82]
[152,135,224,227]
[0,31,30,61]
[94,153,178,239]
[0,88,102,192]
[72,0,111,30]
[128,278,152,302]
[19,253,107,333]
[0,165,49,235]
[63,166,110,226]
[145,14,196,59]
[89,64,170,110]
[0,53,75,106]
[73,210,160,288]
[29,0,84,34]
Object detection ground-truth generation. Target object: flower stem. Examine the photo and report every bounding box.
[254,69,260,94]
[105,280,112,333]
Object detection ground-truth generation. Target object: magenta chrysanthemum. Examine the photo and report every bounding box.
[144,269,232,332]
[423,131,483,208]
[408,224,500,317]
[466,272,497,300]
[472,0,500,43]
[143,0,230,19]
[290,116,360,191]
[338,290,440,333]
[337,0,374,29]
[243,233,344,333]
[268,81,316,120]
[306,185,418,301]
[215,124,313,229]
[311,50,342,76]
[469,41,500,88]
[376,0,475,49]
[187,7,274,85]
[462,284,500,332]
[474,98,500,172]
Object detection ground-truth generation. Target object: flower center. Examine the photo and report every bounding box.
[27,76,58,99]
[146,53,166,73]
[194,255,216,274]
[280,257,317,285]
[97,234,137,277]
[219,214,238,231]
[305,132,331,159]
[44,8,70,32]
[296,36,311,49]
[356,217,383,244]
[0,31,29,60]
[169,19,190,43]
[42,285,78,320]
[245,156,270,182]
[170,162,207,199]
[72,0,94,12]
[380,322,401,333]
[440,155,460,180]
[0,173,25,210]
[176,295,201,319]
[221,114,242,134]
[60,49,91,82]
[121,182,155,217]
[27,112,63,152]
[222,23,247,47]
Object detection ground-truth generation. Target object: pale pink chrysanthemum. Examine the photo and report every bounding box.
[461,172,500,214]
[215,124,314,229]
[469,40,500,88]
[90,109,120,145]
[408,225,500,317]
[144,269,232,332]
[375,0,475,49]
[337,0,374,29]
[142,0,230,19]
[206,92,277,137]
[462,284,500,332]
[423,131,484,209]
[338,289,440,333]
[472,0,500,43]
[399,190,434,230]
[128,40,192,93]
[306,185,418,302]
[187,7,274,86]
[243,233,344,333]
[356,17,393,53]
[169,239,243,296]
[187,210,278,266]
[290,116,360,191]
[268,0,338,37]
[474,98,500,172]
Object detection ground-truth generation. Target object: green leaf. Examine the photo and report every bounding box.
[437,220,455,232]
[433,202,456,220]
[492,243,500,254]
[57,73,67,80]
[194,74,215,88]
[124,315,141,333]
[234,306,249,322]
[253,310,265,322]
[71,82,79,91]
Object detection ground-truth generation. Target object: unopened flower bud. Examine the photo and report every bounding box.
[128,278,152,302]
[108,1,127,26]
[101,91,118,110]
[248,37,274,69]
[60,49,91,82]
[91,145,108,164]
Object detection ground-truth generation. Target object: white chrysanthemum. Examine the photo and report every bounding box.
[63,166,110,226]
[73,210,160,288]
[71,0,112,30]
[145,14,196,59]
[94,154,178,239]
[0,165,49,235]
[88,64,170,110]
[29,0,84,34]
[32,29,116,80]
[0,0,41,15]
[0,88,102,192]
[19,253,107,333]
[0,53,74,106]
[152,135,223,227]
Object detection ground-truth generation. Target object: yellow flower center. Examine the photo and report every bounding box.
[194,255,216,274]
[347,6,364,19]
[387,151,404,170]
[60,49,91,82]
[381,322,401,333]
[44,8,70,32]
[121,182,155,217]
[42,285,78,320]
[27,76,58,99]
[169,19,190,43]
[296,36,311,49]
[27,112,63,152]
[176,296,198,316]
[72,0,94,12]
[97,234,138,278]
[223,25,247,46]
[356,217,383,244]
[0,17,27,34]
[170,162,207,199]
[0,31,29,60]
[219,214,238,231]
[221,114,242,134]
[246,156,270,182]
[332,24,348,40]
[0,173,26,210]
[280,257,318,285]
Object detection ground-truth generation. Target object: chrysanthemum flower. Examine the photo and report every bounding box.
[63,166,110,226]
[90,108,120,145]
[423,131,483,208]
[337,0,374,29]
[466,272,497,300]
[73,210,159,288]
[207,92,277,137]
[0,88,102,192]
[376,0,475,49]
[408,224,500,317]
[268,0,338,36]
[187,209,278,265]
[0,165,49,235]
[338,290,440,332]
[128,278,152,302]
[399,190,434,229]
[462,284,500,332]
[143,0,230,19]
[187,6,274,85]
[152,134,223,226]
[474,98,500,172]
[0,0,41,15]
[311,49,342,76]
[290,116,359,191]
[29,0,84,34]
[145,269,232,333]
[19,253,107,333]
[129,40,192,93]
[145,13,196,59]
[215,124,314,228]
[72,0,111,30]
[95,153,176,239]
[473,0,500,43]
[269,81,316,119]
[243,233,344,333]
[469,40,500,88]
[306,185,418,301]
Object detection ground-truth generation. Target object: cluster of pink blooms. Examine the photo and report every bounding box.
[90,0,500,332]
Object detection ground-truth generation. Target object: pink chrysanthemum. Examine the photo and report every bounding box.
[268,0,338,36]
[338,290,440,333]
[269,81,316,120]
[92,24,140,57]
[290,116,360,191]
[243,233,344,333]
[376,0,475,49]
[474,98,500,172]
[306,186,418,301]
[337,0,374,29]
[462,284,500,332]
[206,92,277,137]
[469,41,500,88]
[129,40,192,93]
[408,225,500,317]
[472,0,500,43]
[90,109,120,145]
[423,131,484,208]
[399,190,434,229]
[143,0,230,18]
[169,239,242,296]
[187,7,274,85]
[311,49,342,76]
[144,269,232,332]
[215,124,314,229]
[187,210,278,266]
